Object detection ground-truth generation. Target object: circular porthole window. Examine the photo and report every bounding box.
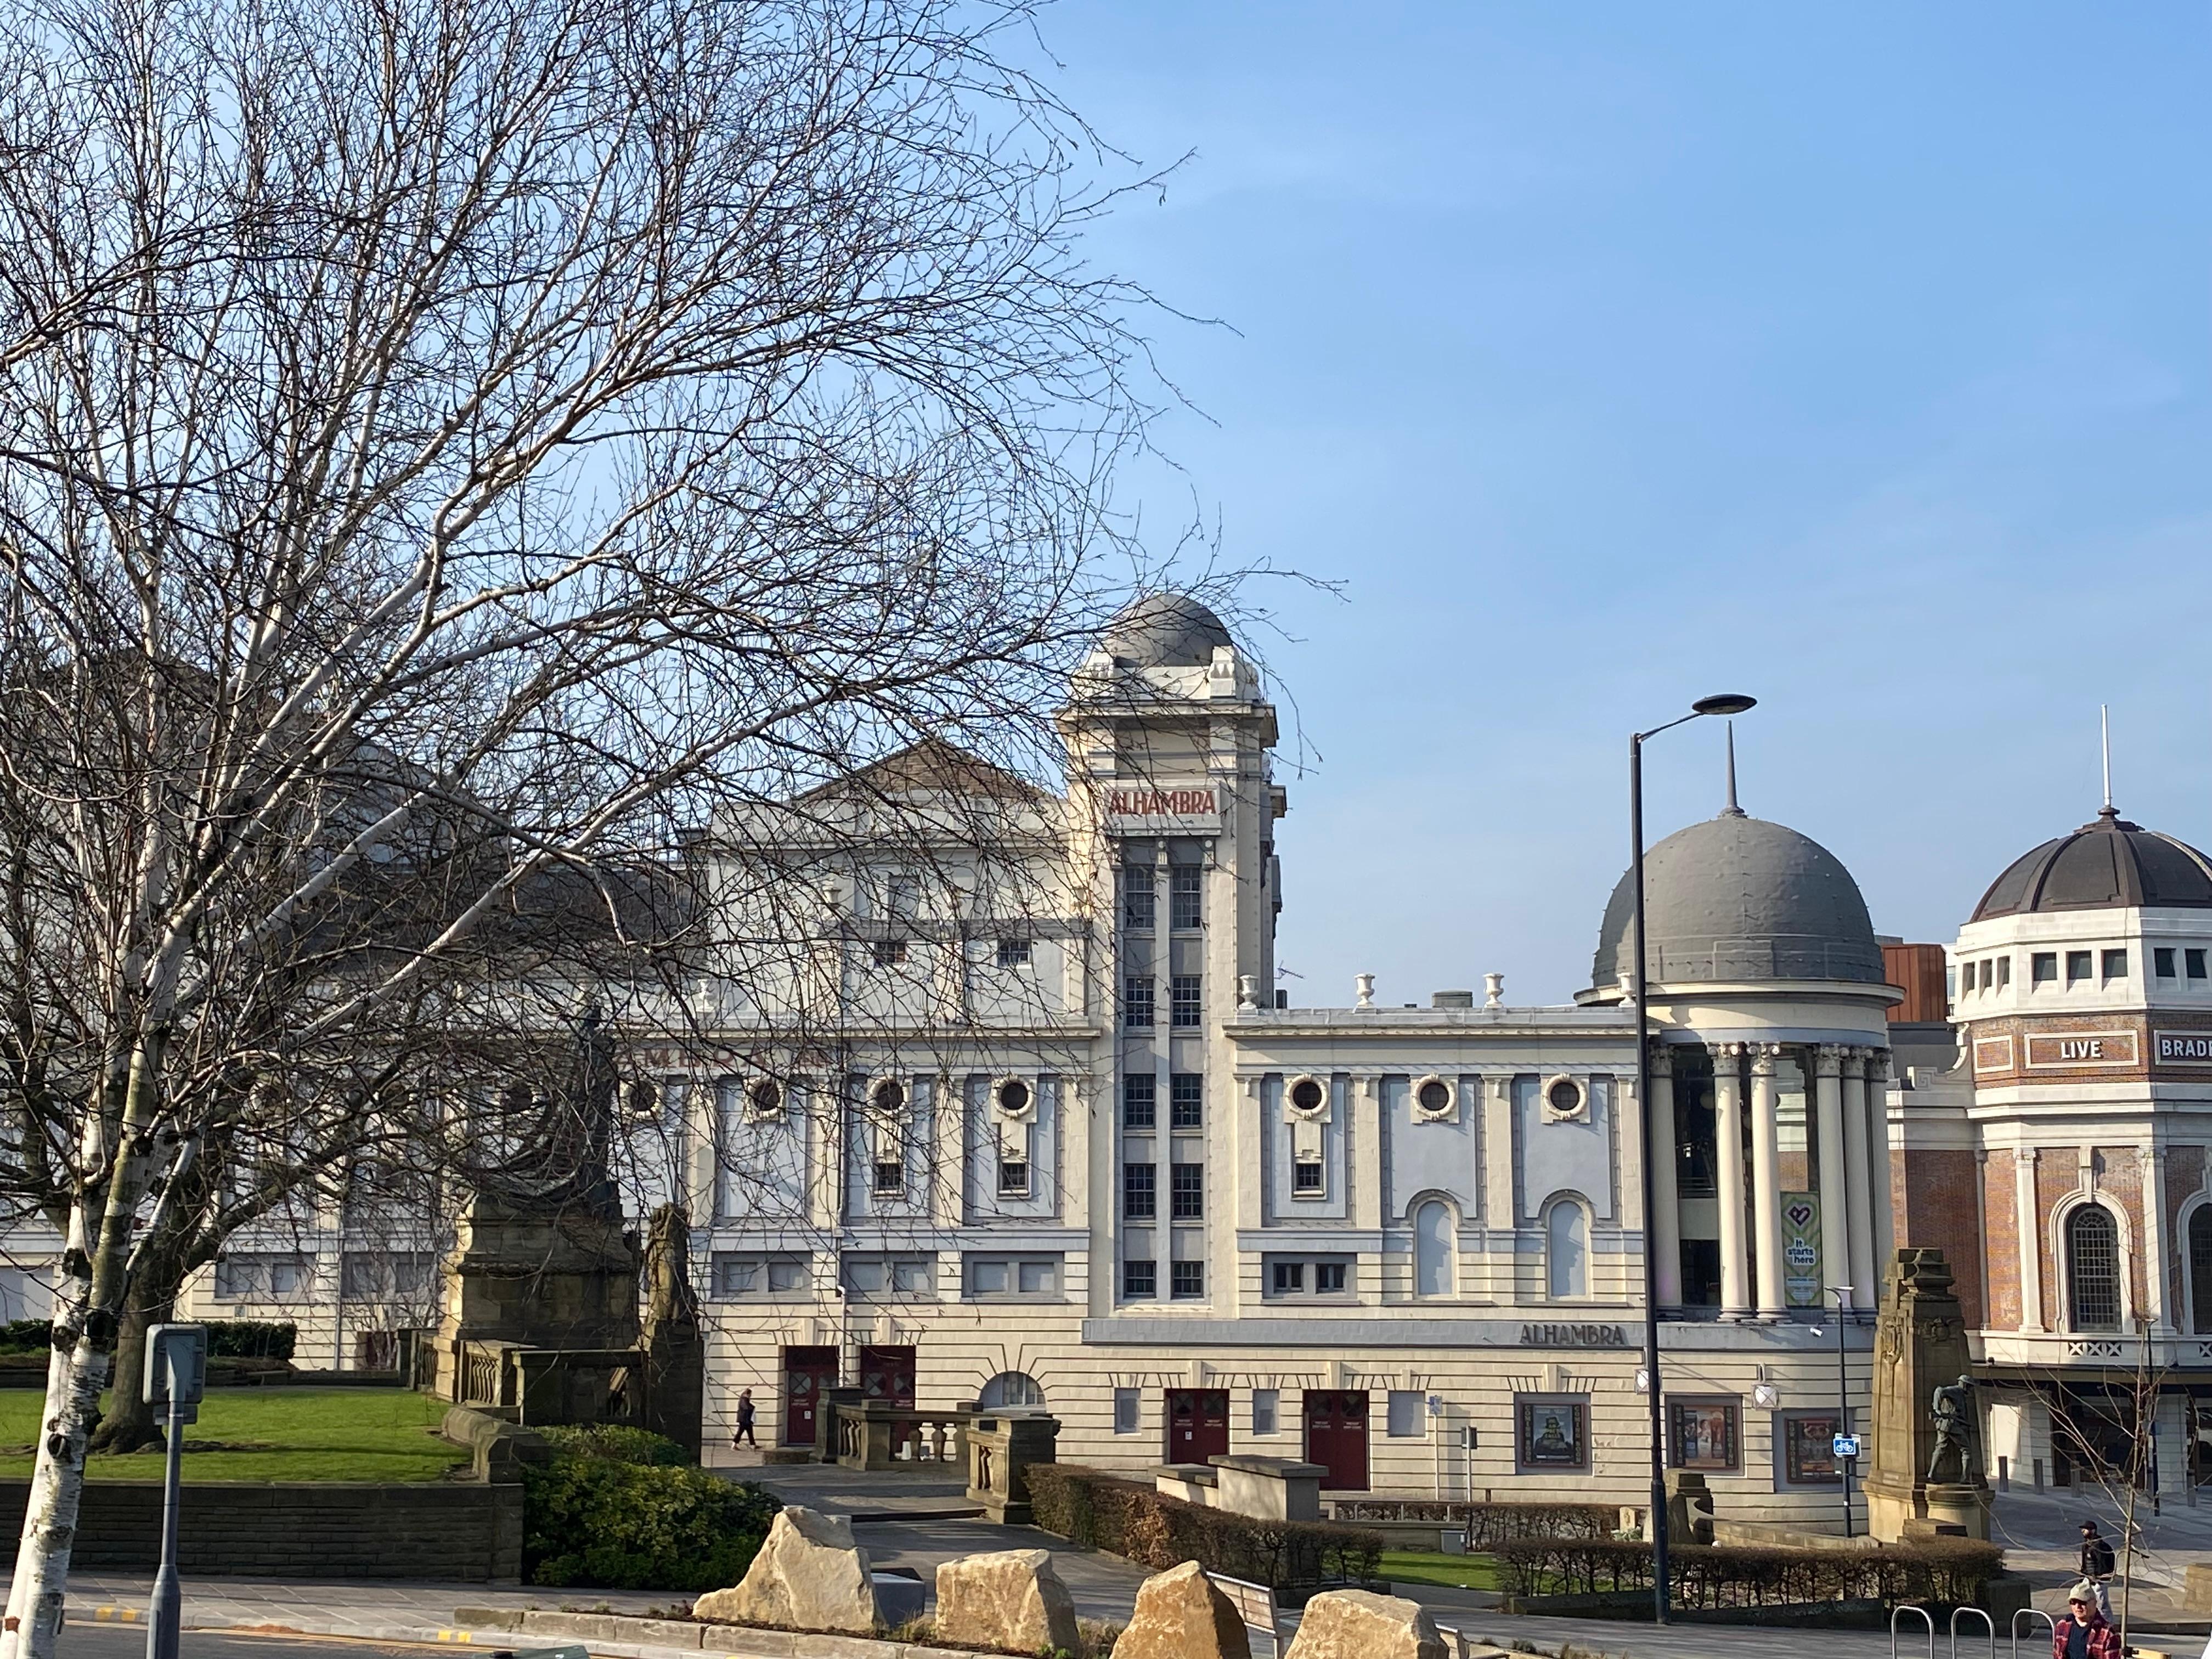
[1414,1076,1454,1119]
[748,1078,783,1118]
[870,1077,905,1114]
[1544,1075,1587,1120]
[625,1079,660,1119]
[994,1076,1033,1117]
[1288,1075,1327,1114]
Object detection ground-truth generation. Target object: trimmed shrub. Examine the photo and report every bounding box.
[1026,1464,1381,1592]
[1329,1498,1617,1547]
[522,1452,780,1591]
[540,1424,692,1466]
[205,1321,297,1360]
[1493,1536,2005,1611]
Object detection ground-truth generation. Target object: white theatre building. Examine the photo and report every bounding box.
[665,593,1902,1525]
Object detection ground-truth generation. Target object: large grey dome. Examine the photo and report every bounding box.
[1102,592,1233,668]
[1971,807,2212,921]
[1590,812,1884,990]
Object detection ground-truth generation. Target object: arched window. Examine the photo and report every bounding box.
[1546,1198,1588,1300]
[1413,1200,1454,1297]
[2191,1206,2212,1335]
[2066,1205,2121,1331]
[977,1372,1045,1413]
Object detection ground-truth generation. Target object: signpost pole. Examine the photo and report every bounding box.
[148,1360,185,1659]
[1832,1285,1854,1538]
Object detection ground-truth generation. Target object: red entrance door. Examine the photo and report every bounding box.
[1305,1390,1369,1491]
[859,1344,916,1408]
[782,1346,838,1446]
[1165,1389,1231,1465]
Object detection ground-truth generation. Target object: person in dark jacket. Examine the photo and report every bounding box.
[733,1388,758,1448]
[2051,1584,2120,1659]
[2079,1521,2115,1617]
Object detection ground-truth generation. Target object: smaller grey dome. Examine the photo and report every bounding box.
[1971,808,2212,920]
[1102,592,1233,668]
[1591,813,1885,990]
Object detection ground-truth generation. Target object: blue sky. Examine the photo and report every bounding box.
[1039,2,2210,1004]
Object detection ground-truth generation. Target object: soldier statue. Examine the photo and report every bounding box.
[1925,1373,1978,1484]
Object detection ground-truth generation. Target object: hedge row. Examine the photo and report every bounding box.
[1026,1464,1382,1592]
[0,1319,296,1359]
[1494,1536,2006,1610]
[1328,1498,1617,1547]
[522,1424,780,1591]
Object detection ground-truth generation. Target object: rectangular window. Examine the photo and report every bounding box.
[1017,1259,1056,1295]
[1271,1261,1305,1295]
[885,873,919,919]
[1515,1397,1589,1471]
[1387,1390,1425,1438]
[340,1251,433,1299]
[1170,1073,1204,1130]
[1122,866,1156,931]
[843,1256,887,1293]
[1170,1163,1204,1220]
[1122,1073,1156,1130]
[1114,1386,1142,1434]
[1314,1260,1347,1293]
[712,1253,810,1298]
[1252,1389,1279,1436]
[1997,955,2011,988]
[1170,1260,1204,1299]
[2192,948,2209,980]
[213,1253,313,1302]
[998,1157,1030,1197]
[995,938,1031,968]
[1981,959,1995,989]
[1169,866,1203,930]
[1668,1397,1741,1471]
[962,1253,1062,1300]
[1124,975,1155,1029]
[2067,950,2092,985]
[2032,951,2058,985]
[1293,1160,1325,1194]
[872,938,907,968]
[891,1259,933,1294]
[969,1258,1008,1295]
[2157,947,2177,979]
[1121,1259,1156,1299]
[1123,1161,1157,1220]
[842,1254,934,1296]
[2102,948,2128,982]
[1780,1410,1843,1485]
[767,1260,807,1293]
[1170,975,1203,1027]
[873,1159,905,1195]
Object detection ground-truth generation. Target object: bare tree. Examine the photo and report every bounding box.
[0,0,1176,1643]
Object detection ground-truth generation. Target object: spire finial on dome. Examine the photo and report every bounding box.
[1719,720,1746,817]
[2100,703,2113,814]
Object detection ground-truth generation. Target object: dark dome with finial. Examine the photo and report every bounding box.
[1970,807,2212,921]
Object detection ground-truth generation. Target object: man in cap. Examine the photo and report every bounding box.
[2051,1582,2119,1659]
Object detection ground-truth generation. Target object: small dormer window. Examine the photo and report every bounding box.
[2033,952,2058,986]
[2157,948,2177,979]
[2191,949,2208,980]
[1996,956,2011,989]
[2102,949,2128,983]
[2066,951,2092,986]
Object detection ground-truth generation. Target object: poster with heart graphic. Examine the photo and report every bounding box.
[1781,1192,1823,1307]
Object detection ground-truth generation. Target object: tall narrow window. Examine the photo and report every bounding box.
[1413,1200,1454,1297]
[2191,1207,2212,1335]
[1169,1073,1204,1129]
[1546,1199,1589,1300]
[2066,1205,2121,1331]
[1170,975,1203,1027]
[1122,1162,1156,1220]
[1169,866,1203,930]
[1123,975,1155,1029]
[1122,1074,1156,1130]
[1170,1163,1204,1220]
[1122,866,1155,931]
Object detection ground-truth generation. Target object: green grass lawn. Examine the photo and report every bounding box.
[0,1387,466,1482]
[1380,1549,1504,1592]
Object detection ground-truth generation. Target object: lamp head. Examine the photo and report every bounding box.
[1692,693,1757,718]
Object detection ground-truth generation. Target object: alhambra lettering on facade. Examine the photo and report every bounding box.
[1105,787,1218,816]
[1519,1324,1628,1348]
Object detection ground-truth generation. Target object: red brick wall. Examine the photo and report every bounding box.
[1982,1153,2020,1329]
[1897,1148,1984,1328]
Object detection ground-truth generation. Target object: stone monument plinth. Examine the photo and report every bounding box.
[1865,1248,1990,1542]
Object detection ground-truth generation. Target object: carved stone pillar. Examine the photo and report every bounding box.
[1713,1043,1751,1318]
[2142,1146,2172,1336]
[1750,1045,1787,1318]
[2013,1148,2044,1333]
[1812,1045,1850,1310]
[1841,1048,1877,1316]
[1866,1050,1895,1308]
[1649,1045,1681,1308]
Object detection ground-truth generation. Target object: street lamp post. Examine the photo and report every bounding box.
[1829,1285,1856,1537]
[1631,692,1756,1626]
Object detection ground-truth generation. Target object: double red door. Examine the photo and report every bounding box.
[1165,1389,1230,1465]
[1305,1390,1370,1491]
[860,1344,916,1408]
[781,1346,838,1446]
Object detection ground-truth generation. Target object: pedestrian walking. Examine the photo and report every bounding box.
[2078,1520,2115,1618]
[734,1388,758,1448]
[2052,1582,2119,1659]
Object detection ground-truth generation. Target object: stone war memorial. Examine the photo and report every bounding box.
[1865,1247,1991,1542]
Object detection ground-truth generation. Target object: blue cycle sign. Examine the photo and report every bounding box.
[1832,1434,1861,1461]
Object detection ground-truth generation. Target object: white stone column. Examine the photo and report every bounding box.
[1866,1051,1895,1310]
[2142,1146,2172,1336]
[1750,1045,1787,1319]
[1713,1043,1751,1318]
[1841,1048,1877,1317]
[2015,1148,2045,1333]
[1812,1045,1851,1311]
[1649,1045,1681,1308]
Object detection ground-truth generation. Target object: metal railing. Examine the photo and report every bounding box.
[1893,1605,1934,1659]
[1951,1606,1994,1659]
[2010,1609,2055,1659]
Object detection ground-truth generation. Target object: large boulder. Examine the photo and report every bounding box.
[1114,1561,1252,1659]
[692,1505,878,1635]
[1284,1590,1446,1659]
[932,1548,1079,1654]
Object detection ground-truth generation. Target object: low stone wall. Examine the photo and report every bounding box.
[0,1480,522,1581]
